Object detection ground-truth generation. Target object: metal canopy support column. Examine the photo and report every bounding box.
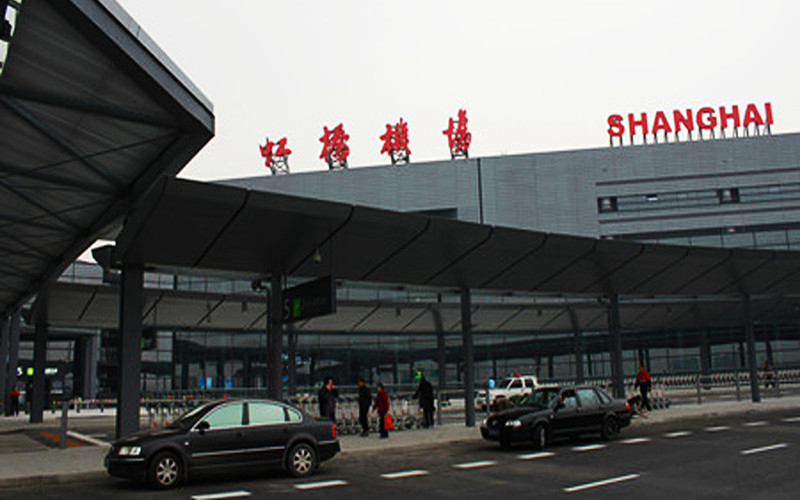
[432,303,446,426]
[287,324,297,397]
[0,315,8,414]
[268,274,283,400]
[699,329,711,377]
[742,293,761,403]
[460,289,475,427]
[608,294,625,399]
[30,321,47,423]
[5,310,20,416]
[567,307,584,384]
[117,265,144,438]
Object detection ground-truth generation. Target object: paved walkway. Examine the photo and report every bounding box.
[0,396,798,487]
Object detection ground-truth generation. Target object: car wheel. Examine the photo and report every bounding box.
[532,424,547,450]
[287,442,317,478]
[601,416,619,441]
[148,451,181,489]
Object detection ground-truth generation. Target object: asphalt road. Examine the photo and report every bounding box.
[2,409,799,499]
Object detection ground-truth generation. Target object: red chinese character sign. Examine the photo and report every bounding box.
[380,118,411,165]
[259,136,292,175]
[443,109,471,159]
[319,123,350,169]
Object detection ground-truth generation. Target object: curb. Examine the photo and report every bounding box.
[0,470,108,489]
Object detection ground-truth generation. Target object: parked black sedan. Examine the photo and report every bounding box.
[480,385,632,449]
[105,399,340,489]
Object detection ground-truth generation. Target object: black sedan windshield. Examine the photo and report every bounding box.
[166,403,211,430]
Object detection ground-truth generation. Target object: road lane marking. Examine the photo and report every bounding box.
[704,426,731,432]
[740,443,789,456]
[564,473,640,493]
[381,470,429,479]
[294,480,348,490]
[664,431,691,438]
[743,421,768,427]
[66,430,110,447]
[782,417,800,423]
[453,460,497,469]
[622,437,651,445]
[518,452,555,460]
[191,491,252,500]
[572,444,607,452]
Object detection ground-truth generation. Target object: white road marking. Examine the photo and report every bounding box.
[294,480,348,491]
[572,444,607,452]
[782,417,800,423]
[622,437,651,445]
[704,426,731,432]
[743,421,768,427]
[66,430,110,447]
[740,443,789,456]
[453,460,497,469]
[664,431,691,438]
[381,470,429,479]
[564,473,641,493]
[518,452,555,460]
[191,491,252,500]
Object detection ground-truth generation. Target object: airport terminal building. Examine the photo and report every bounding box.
[13,131,800,407]
[4,2,800,436]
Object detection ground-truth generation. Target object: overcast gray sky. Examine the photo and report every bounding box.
[116,0,800,181]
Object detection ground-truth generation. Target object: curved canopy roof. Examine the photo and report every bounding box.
[0,0,214,316]
[107,177,800,298]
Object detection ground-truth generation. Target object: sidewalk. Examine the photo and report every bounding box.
[0,396,798,487]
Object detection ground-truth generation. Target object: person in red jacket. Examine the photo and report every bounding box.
[635,365,652,411]
[372,382,390,438]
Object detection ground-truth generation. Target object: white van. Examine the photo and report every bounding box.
[477,375,538,411]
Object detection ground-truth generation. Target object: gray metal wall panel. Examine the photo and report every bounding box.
[221,133,800,245]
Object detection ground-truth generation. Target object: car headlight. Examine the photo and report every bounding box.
[505,419,522,428]
[118,446,142,456]
[481,418,488,426]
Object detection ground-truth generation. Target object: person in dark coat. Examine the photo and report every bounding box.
[372,382,390,438]
[634,365,652,411]
[357,378,372,437]
[413,375,435,428]
[318,377,339,422]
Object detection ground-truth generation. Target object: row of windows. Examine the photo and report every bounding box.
[598,181,800,214]
[617,226,800,251]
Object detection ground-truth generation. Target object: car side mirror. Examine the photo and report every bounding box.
[197,420,210,434]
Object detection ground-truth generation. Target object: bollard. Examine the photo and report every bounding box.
[59,399,68,449]
[735,374,741,402]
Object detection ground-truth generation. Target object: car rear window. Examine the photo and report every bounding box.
[248,402,287,425]
[576,388,601,408]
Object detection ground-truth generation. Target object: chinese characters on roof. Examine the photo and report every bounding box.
[320,123,350,170]
[259,109,472,172]
[442,109,471,159]
[259,136,292,175]
[380,118,411,164]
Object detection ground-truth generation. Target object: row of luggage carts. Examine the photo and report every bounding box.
[288,394,427,435]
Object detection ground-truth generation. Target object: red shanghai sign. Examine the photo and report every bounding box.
[607,102,773,146]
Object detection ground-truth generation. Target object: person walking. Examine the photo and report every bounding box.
[635,365,652,412]
[413,374,435,428]
[357,378,372,437]
[10,386,20,416]
[372,382,390,439]
[763,360,776,389]
[318,377,339,422]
